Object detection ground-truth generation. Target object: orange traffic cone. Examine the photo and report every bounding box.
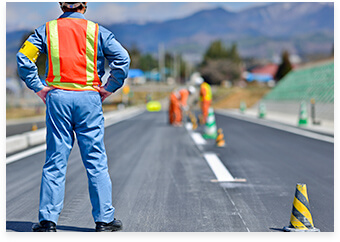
[215,128,226,147]
[283,183,320,232]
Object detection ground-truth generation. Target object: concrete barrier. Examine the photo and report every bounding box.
[25,128,47,146]
[6,106,145,155]
[6,135,28,154]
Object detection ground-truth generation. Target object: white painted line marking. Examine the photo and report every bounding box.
[191,132,206,145]
[6,144,46,164]
[216,110,334,143]
[185,122,193,131]
[203,153,235,182]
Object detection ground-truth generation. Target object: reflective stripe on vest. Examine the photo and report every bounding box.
[46,18,100,91]
[200,82,212,101]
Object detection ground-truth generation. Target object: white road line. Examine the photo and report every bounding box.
[185,122,193,131]
[6,144,47,165]
[203,153,235,182]
[190,132,207,145]
[216,110,334,143]
[189,132,245,182]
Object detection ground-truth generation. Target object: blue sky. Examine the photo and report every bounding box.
[6,2,270,31]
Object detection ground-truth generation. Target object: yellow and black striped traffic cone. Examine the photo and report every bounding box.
[216,128,226,147]
[188,112,198,130]
[283,183,320,232]
[192,118,197,130]
[198,114,204,125]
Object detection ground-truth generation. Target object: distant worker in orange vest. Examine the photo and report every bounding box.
[169,86,195,126]
[196,77,212,124]
[17,2,130,232]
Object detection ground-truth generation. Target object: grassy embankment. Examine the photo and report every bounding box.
[212,84,271,109]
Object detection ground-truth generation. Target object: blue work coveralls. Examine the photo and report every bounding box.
[16,12,130,225]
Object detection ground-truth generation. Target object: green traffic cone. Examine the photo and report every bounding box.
[203,108,218,139]
[298,101,308,126]
[240,101,246,113]
[258,102,266,119]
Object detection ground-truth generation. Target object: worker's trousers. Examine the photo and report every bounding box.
[39,89,115,224]
[169,93,181,125]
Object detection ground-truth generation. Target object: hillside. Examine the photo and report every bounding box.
[6,2,334,76]
[105,2,333,57]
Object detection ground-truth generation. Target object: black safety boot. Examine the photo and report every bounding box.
[32,220,57,232]
[95,218,123,232]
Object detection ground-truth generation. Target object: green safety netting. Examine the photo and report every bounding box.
[264,61,334,103]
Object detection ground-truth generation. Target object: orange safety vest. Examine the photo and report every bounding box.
[200,82,212,102]
[46,18,101,91]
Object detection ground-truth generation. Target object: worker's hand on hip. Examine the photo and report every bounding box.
[94,86,112,102]
[36,86,54,104]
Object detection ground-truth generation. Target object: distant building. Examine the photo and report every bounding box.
[127,69,146,85]
[244,63,278,83]
[251,64,278,77]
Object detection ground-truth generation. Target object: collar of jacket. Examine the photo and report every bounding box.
[58,12,86,20]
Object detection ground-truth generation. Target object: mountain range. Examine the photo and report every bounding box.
[106,2,333,61]
[6,2,334,73]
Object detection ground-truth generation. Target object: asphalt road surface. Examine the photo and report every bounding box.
[6,120,46,137]
[6,111,334,232]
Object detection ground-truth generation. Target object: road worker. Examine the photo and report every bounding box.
[169,86,195,126]
[17,2,130,232]
[169,90,181,126]
[195,77,212,124]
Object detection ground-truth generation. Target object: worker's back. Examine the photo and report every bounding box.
[46,18,100,91]
[200,82,212,102]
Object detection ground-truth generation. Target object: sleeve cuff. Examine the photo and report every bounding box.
[32,82,45,93]
[103,76,123,93]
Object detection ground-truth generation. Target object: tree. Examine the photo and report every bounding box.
[203,40,229,64]
[200,40,243,84]
[229,43,241,64]
[200,59,241,85]
[127,44,141,69]
[139,54,158,71]
[275,50,293,81]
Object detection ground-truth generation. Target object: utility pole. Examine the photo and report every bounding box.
[173,52,177,84]
[158,43,165,82]
[185,61,191,83]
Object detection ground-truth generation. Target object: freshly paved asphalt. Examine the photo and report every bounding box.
[6,111,334,232]
[201,113,334,232]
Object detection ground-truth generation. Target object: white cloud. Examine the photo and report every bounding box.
[86,2,227,25]
[86,3,129,24]
[6,2,60,31]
